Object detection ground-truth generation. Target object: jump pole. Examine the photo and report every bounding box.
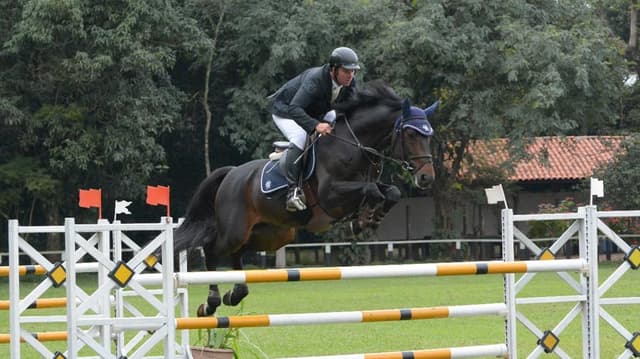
[0,263,100,277]
[0,331,67,344]
[108,303,507,331]
[0,297,69,310]
[278,344,509,359]
[133,259,587,286]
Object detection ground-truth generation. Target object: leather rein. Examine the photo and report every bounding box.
[325,114,432,173]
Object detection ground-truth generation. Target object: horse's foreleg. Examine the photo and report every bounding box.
[350,184,400,235]
[222,253,249,306]
[319,180,386,236]
[197,243,222,317]
[197,284,221,317]
[370,184,401,228]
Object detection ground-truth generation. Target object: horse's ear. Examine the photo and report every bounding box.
[402,98,411,119]
[424,100,440,117]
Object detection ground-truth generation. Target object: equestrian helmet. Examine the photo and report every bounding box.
[329,47,360,70]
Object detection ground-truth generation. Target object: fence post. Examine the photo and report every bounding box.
[275,247,286,268]
[502,208,517,359]
[324,245,332,266]
[8,219,20,358]
[582,206,599,358]
[64,217,79,358]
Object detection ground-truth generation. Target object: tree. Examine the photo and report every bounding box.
[175,0,628,237]
[629,0,638,60]
[363,1,627,236]
[0,0,633,242]
[596,135,640,209]
[0,0,209,229]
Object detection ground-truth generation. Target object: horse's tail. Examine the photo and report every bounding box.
[173,166,234,254]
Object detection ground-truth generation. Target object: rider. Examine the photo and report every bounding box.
[268,47,360,211]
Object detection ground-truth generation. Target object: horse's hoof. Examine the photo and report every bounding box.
[197,304,207,317]
[223,285,249,306]
[197,304,214,317]
[222,292,233,306]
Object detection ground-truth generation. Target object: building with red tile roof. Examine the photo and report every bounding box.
[376,136,627,242]
[467,136,624,182]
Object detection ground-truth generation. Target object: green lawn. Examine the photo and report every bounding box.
[0,261,637,358]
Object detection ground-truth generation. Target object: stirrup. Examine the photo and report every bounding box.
[286,187,307,211]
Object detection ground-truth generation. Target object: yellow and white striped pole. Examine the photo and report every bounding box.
[279,344,508,359]
[173,303,507,330]
[0,297,68,310]
[0,262,99,277]
[134,259,587,286]
[0,331,68,344]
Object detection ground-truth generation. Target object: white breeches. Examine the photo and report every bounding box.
[272,111,336,150]
[272,115,307,150]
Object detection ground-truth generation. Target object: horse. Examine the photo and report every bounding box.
[173,80,437,317]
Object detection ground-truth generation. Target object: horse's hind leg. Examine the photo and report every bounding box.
[222,253,249,306]
[197,243,222,317]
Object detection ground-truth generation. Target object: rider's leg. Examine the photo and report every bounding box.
[284,144,306,211]
[272,114,308,211]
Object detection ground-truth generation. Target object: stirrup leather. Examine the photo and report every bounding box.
[286,187,307,211]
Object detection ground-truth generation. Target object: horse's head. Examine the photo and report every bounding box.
[392,99,437,189]
[331,81,436,189]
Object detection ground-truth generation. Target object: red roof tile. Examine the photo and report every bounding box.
[467,136,624,181]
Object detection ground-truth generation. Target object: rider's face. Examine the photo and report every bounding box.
[334,67,355,86]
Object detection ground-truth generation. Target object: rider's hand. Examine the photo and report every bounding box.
[315,122,332,135]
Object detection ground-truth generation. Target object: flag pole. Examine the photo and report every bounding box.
[167,186,171,218]
[98,189,102,220]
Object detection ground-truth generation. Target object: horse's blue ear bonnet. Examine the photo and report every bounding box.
[395,99,437,136]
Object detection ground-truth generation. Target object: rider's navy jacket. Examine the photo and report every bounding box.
[268,64,357,133]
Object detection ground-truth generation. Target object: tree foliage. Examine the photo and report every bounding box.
[596,135,640,209]
[0,0,209,225]
[0,0,637,239]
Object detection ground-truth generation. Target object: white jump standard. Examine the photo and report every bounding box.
[5,203,640,358]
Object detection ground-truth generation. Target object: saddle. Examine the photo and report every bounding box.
[260,142,316,194]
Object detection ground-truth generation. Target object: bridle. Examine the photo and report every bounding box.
[390,115,434,172]
[324,113,433,173]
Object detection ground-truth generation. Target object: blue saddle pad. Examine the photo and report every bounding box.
[260,147,316,194]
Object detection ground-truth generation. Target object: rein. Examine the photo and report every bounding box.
[325,115,427,172]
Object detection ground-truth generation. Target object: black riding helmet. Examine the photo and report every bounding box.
[329,47,361,70]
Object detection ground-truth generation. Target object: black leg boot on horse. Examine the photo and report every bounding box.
[222,254,249,306]
[284,145,307,211]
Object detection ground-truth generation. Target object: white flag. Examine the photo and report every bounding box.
[590,178,604,198]
[114,200,132,215]
[485,187,499,204]
[485,184,508,208]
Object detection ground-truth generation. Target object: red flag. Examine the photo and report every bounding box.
[146,185,170,206]
[79,188,102,219]
[146,185,171,218]
[79,189,101,208]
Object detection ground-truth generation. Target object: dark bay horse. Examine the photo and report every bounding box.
[174,80,436,316]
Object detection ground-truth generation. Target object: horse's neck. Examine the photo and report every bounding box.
[315,117,392,178]
[342,117,394,149]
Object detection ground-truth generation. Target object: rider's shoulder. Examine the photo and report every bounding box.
[300,65,329,82]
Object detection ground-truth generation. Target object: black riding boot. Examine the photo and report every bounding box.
[284,146,306,211]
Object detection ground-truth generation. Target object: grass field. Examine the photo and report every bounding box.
[0,261,638,358]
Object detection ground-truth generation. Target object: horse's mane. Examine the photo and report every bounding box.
[333,80,402,115]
